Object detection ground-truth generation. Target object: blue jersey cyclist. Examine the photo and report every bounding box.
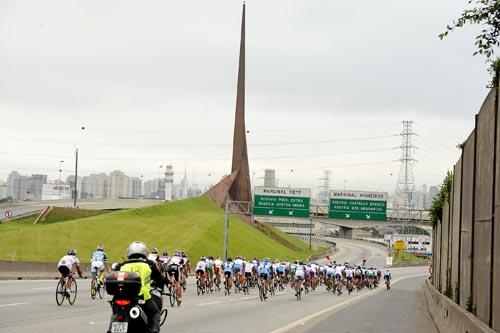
[90,244,108,284]
[223,258,234,291]
[257,257,272,299]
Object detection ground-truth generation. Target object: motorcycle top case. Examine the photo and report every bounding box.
[105,271,141,297]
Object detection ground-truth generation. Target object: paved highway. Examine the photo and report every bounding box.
[0,240,429,333]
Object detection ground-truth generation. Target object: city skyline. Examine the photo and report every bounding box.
[0,0,483,194]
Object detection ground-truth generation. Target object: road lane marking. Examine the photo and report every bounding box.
[0,302,30,308]
[197,301,221,306]
[270,273,427,333]
[31,287,53,290]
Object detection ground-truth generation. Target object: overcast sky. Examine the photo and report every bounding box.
[0,0,492,193]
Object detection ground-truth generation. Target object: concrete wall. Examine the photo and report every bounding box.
[473,91,496,325]
[440,201,450,293]
[451,157,462,301]
[424,280,495,333]
[460,131,475,308]
[493,85,500,332]
[0,261,92,280]
[433,87,499,331]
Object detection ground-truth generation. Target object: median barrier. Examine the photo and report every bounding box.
[423,279,495,333]
[0,261,92,280]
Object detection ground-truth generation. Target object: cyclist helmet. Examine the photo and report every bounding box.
[175,250,181,256]
[151,248,158,254]
[97,244,104,251]
[127,241,148,259]
[264,257,270,262]
[200,256,206,261]
[227,257,233,262]
[209,256,214,260]
[162,250,169,256]
[68,248,76,256]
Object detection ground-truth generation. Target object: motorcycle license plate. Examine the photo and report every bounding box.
[111,322,128,333]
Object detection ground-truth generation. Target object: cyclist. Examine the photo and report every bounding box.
[257,257,272,299]
[244,259,254,287]
[57,249,83,292]
[167,250,184,303]
[90,244,108,285]
[384,269,392,289]
[325,264,335,291]
[148,248,159,262]
[223,258,234,291]
[233,256,245,290]
[206,256,215,291]
[118,241,165,333]
[214,256,223,288]
[345,265,354,291]
[293,261,305,296]
[158,250,170,274]
[334,263,344,294]
[195,256,207,292]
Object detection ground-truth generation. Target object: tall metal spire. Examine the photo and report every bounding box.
[229,2,252,203]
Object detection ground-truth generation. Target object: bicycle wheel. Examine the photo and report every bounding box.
[258,283,264,301]
[56,279,66,306]
[98,279,105,299]
[68,278,78,305]
[169,285,176,307]
[90,277,97,300]
[196,278,202,295]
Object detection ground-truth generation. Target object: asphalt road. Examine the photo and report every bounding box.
[0,240,429,333]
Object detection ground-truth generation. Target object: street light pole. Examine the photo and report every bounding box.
[59,160,64,200]
[223,200,230,261]
[73,149,78,207]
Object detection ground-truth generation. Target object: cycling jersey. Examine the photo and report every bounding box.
[195,261,207,272]
[345,268,353,278]
[233,258,244,272]
[148,253,158,262]
[158,256,170,265]
[326,267,335,277]
[244,262,254,273]
[58,255,80,271]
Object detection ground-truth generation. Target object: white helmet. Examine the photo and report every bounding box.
[127,241,148,259]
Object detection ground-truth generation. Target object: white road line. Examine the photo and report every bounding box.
[270,273,427,333]
[31,287,54,290]
[197,301,221,306]
[0,302,30,308]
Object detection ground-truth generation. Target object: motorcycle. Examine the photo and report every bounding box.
[105,271,168,333]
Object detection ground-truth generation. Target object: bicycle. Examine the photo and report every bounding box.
[56,275,78,306]
[257,278,266,301]
[90,274,105,300]
[385,277,391,290]
[224,276,231,296]
[168,282,181,307]
[295,283,302,301]
[196,274,205,295]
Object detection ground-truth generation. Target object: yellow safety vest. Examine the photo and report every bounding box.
[120,261,152,301]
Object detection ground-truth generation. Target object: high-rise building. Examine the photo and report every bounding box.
[179,167,189,200]
[91,173,109,199]
[29,174,47,200]
[164,165,174,201]
[128,177,142,198]
[0,179,7,199]
[81,176,93,199]
[108,170,129,199]
[264,169,276,187]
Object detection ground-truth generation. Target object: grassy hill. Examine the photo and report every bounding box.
[0,196,321,263]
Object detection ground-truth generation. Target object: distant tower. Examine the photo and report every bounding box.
[164,164,174,201]
[396,120,417,213]
[317,170,331,204]
[264,169,276,187]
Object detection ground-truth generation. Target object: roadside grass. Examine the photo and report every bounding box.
[0,196,320,263]
[0,207,110,232]
[392,249,431,265]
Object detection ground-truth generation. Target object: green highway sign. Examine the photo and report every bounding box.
[253,186,311,217]
[329,190,388,221]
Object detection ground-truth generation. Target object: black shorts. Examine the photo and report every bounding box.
[245,272,252,278]
[224,271,232,278]
[196,269,205,276]
[167,265,180,282]
[58,266,70,277]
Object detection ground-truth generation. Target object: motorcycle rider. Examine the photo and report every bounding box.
[117,241,165,333]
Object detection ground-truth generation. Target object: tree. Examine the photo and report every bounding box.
[439,0,500,86]
[439,0,499,58]
[429,171,453,227]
